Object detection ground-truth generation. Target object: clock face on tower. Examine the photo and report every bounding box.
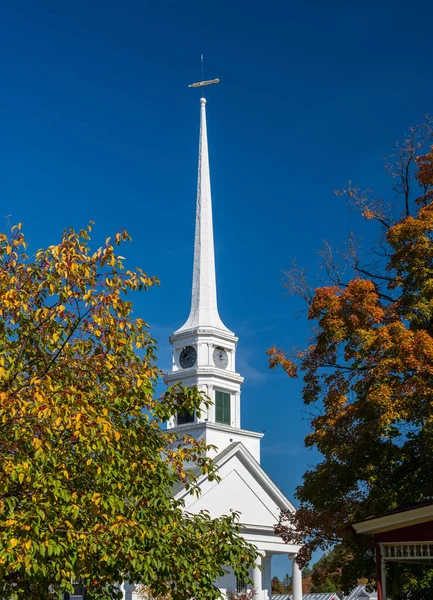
[213,347,228,370]
[179,346,197,369]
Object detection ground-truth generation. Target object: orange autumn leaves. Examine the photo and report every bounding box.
[270,139,433,589]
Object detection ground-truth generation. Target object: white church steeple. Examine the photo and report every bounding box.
[162,93,303,600]
[176,97,230,334]
[164,96,263,462]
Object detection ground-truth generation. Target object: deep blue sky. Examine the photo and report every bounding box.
[2,0,433,577]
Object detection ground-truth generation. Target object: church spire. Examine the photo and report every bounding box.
[176,97,230,333]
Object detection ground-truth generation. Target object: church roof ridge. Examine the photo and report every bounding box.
[212,441,296,513]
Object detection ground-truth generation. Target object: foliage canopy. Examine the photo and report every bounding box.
[269,121,433,596]
[0,224,258,599]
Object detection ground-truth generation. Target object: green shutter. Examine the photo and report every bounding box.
[215,390,231,425]
[223,394,230,424]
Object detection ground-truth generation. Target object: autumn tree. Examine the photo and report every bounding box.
[271,576,285,594]
[269,120,433,597]
[0,224,258,599]
[308,548,345,593]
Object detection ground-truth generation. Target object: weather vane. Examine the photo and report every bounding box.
[188,55,220,88]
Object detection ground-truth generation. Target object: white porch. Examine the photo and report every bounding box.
[122,549,302,600]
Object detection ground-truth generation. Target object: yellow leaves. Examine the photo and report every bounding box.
[9,539,19,549]
[39,406,51,418]
[0,224,200,582]
[92,493,102,506]
[34,390,45,403]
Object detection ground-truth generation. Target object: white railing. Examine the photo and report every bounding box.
[383,542,433,561]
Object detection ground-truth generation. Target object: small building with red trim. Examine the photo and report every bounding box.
[352,501,433,600]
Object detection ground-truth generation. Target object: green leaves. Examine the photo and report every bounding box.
[0,225,258,599]
[272,125,433,594]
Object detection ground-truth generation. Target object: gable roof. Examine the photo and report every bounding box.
[212,441,296,512]
[271,584,377,600]
[176,441,295,515]
[272,594,340,600]
[344,585,377,599]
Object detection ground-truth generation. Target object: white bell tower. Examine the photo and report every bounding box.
[164,97,263,461]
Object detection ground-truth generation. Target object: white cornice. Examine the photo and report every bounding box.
[167,421,264,439]
[164,366,244,385]
[170,327,238,345]
[353,503,433,535]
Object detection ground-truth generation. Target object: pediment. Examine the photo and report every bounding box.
[186,468,280,525]
[176,442,295,529]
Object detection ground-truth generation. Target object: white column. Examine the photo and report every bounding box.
[262,553,272,600]
[235,391,241,428]
[122,582,135,600]
[380,544,387,600]
[292,555,302,600]
[252,554,263,600]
